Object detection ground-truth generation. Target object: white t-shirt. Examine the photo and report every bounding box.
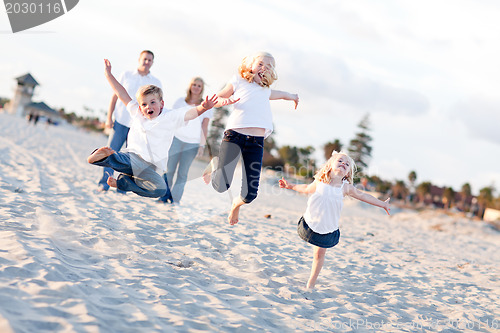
[113,70,162,127]
[225,75,273,138]
[172,98,212,144]
[303,181,347,234]
[125,101,188,172]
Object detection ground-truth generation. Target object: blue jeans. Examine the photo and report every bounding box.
[98,121,129,191]
[159,137,199,203]
[92,151,166,198]
[212,129,264,203]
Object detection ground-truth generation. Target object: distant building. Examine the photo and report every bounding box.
[7,73,62,124]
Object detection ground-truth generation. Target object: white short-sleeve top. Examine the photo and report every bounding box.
[125,101,188,172]
[303,181,348,234]
[172,97,212,144]
[113,70,162,128]
[225,75,273,138]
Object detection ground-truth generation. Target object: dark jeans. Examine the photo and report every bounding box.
[212,129,264,203]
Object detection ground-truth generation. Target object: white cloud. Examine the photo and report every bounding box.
[452,97,500,145]
[1,0,499,194]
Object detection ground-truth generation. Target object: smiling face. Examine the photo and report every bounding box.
[190,79,204,97]
[138,93,164,120]
[137,51,154,74]
[251,56,276,87]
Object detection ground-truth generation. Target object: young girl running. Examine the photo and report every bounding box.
[204,52,299,225]
[279,151,391,289]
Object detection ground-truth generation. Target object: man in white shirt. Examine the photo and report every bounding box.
[97,50,162,192]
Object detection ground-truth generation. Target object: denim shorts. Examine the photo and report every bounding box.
[297,216,340,248]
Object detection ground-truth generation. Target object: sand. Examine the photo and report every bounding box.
[0,112,498,332]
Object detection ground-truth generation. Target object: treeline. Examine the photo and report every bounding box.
[206,108,500,217]
[58,106,105,132]
[0,98,9,109]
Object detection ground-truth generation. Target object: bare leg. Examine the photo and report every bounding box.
[202,157,218,185]
[88,147,115,164]
[107,176,118,188]
[306,246,327,289]
[228,196,245,225]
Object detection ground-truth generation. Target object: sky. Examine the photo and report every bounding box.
[1,0,499,195]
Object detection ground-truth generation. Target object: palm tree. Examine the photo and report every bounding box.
[408,171,417,202]
[392,180,408,201]
[460,183,472,212]
[416,182,432,204]
[278,145,299,168]
[323,139,343,160]
[477,186,494,218]
[442,187,455,209]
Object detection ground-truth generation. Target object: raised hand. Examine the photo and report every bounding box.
[383,198,391,215]
[104,59,112,76]
[201,94,219,111]
[278,177,291,189]
[292,94,299,109]
[219,97,240,107]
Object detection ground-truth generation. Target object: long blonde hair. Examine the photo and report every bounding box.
[238,52,278,87]
[314,151,357,184]
[185,77,205,105]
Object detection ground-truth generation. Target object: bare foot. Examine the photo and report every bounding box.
[202,157,218,185]
[107,176,118,188]
[202,172,211,185]
[228,197,245,225]
[87,147,115,164]
[228,204,240,225]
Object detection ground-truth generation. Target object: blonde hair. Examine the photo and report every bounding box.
[238,52,278,87]
[185,77,205,105]
[314,151,357,184]
[136,84,163,102]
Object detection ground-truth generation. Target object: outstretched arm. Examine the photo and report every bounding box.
[212,83,240,108]
[270,90,299,109]
[345,184,391,215]
[104,59,132,106]
[184,94,226,121]
[279,177,317,194]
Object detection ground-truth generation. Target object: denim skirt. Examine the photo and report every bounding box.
[297,216,340,248]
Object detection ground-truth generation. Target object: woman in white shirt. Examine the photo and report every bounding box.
[159,77,211,203]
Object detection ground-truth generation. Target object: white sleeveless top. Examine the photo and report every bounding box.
[303,181,347,234]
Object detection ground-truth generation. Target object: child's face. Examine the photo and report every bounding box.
[332,155,350,178]
[138,94,164,120]
[251,56,275,85]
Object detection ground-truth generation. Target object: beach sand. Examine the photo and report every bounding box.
[0,112,498,332]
